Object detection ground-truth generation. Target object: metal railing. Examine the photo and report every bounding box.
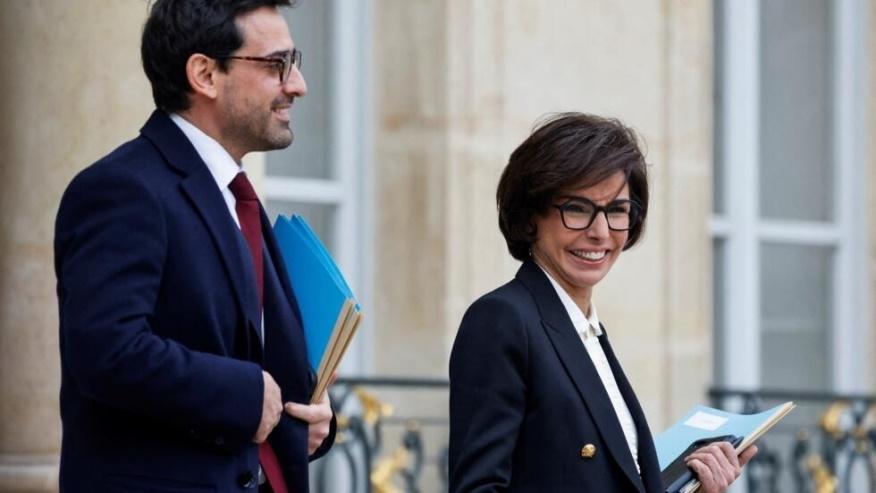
[311,379,876,493]
[312,377,450,493]
[709,388,876,493]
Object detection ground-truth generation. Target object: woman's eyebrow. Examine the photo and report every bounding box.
[558,194,630,203]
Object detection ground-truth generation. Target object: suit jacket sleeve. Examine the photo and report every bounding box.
[55,164,263,447]
[449,295,529,492]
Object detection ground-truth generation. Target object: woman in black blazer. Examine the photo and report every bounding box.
[448,113,756,492]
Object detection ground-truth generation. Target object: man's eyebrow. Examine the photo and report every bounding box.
[265,49,293,57]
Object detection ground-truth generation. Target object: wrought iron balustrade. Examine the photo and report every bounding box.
[311,377,450,493]
[310,379,876,493]
[709,388,876,493]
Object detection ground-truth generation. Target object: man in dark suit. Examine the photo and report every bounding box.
[54,1,334,491]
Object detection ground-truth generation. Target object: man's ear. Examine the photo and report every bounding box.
[185,53,220,100]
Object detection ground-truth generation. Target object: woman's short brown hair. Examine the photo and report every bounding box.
[497,112,649,261]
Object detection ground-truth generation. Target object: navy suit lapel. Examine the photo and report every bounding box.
[516,260,646,492]
[139,111,262,344]
[598,327,664,493]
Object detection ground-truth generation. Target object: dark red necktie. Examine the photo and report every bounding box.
[228,172,288,493]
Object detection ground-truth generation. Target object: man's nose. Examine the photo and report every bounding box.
[283,67,307,97]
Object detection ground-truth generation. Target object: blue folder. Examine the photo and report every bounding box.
[273,215,360,376]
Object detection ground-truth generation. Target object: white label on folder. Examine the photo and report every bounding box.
[684,411,728,431]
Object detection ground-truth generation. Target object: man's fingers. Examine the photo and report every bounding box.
[284,402,309,420]
[253,371,285,443]
[285,401,333,424]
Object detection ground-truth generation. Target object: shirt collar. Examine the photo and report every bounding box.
[169,113,242,190]
[537,264,604,339]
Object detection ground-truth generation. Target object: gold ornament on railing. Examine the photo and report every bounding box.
[819,401,849,441]
[371,448,410,493]
[805,454,837,493]
[335,414,350,444]
[355,387,395,425]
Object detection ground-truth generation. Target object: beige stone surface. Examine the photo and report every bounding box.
[659,0,714,425]
[372,1,452,377]
[0,0,153,488]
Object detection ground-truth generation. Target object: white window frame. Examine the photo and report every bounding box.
[264,0,373,373]
[711,0,870,392]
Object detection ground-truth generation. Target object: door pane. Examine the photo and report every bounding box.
[760,243,832,391]
[759,0,833,221]
[267,2,334,179]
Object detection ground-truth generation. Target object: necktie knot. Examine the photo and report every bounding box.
[229,172,258,201]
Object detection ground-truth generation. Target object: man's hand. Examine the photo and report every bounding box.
[253,371,283,443]
[284,390,333,455]
[284,372,337,455]
[685,441,758,493]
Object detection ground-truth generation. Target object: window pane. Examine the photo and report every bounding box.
[759,0,833,221]
[265,200,337,255]
[267,2,334,179]
[760,243,832,391]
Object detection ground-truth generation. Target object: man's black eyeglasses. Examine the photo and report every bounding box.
[552,198,640,231]
[218,48,302,85]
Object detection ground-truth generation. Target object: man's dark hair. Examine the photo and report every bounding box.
[496,112,650,261]
[141,0,295,113]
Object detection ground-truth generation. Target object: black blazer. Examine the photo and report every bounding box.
[55,111,331,492]
[449,260,663,492]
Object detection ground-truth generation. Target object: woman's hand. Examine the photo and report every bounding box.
[685,442,758,493]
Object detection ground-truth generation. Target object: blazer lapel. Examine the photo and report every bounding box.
[140,111,261,340]
[516,260,646,492]
[598,327,664,493]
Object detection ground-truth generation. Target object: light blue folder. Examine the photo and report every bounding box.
[273,215,359,373]
[653,402,793,470]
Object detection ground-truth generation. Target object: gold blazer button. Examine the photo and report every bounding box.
[580,444,596,459]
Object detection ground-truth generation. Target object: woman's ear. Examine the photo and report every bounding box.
[185,53,220,100]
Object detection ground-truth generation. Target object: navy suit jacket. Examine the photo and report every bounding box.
[54,111,332,492]
[449,260,664,492]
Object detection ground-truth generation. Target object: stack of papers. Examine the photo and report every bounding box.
[654,401,795,493]
[273,215,363,403]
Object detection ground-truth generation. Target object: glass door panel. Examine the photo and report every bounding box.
[759,0,834,221]
[759,243,832,391]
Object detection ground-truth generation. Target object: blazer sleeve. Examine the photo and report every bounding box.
[448,295,530,492]
[55,164,263,447]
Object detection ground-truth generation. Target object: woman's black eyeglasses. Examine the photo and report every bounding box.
[552,198,640,231]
